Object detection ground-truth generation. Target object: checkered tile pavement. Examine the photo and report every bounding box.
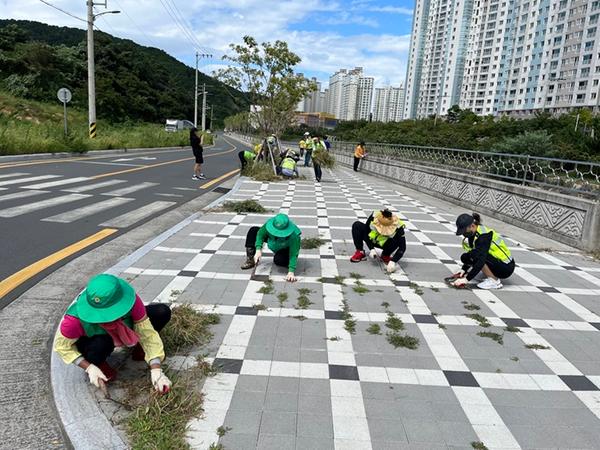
[119,167,600,450]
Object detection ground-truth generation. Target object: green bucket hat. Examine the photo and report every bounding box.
[74,274,136,324]
[265,213,297,238]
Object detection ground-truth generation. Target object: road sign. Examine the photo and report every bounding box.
[57,88,72,104]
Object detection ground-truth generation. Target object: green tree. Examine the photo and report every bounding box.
[216,35,315,136]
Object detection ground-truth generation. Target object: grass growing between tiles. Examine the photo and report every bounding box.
[300,237,326,249]
[161,304,220,354]
[221,199,268,214]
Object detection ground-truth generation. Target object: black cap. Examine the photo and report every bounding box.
[455,213,474,236]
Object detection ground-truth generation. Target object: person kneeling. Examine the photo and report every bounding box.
[241,213,301,282]
[452,212,515,290]
[279,151,300,178]
[54,274,172,394]
[350,209,406,273]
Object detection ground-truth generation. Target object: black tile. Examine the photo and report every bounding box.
[538,286,560,293]
[318,226,329,230]
[502,318,529,328]
[325,310,345,320]
[201,249,217,254]
[413,314,438,324]
[559,375,599,391]
[423,242,437,247]
[236,306,259,316]
[444,371,480,387]
[329,364,359,381]
[178,270,198,278]
[212,358,243,374]
[590,323,600,331]
[562,265,581,271]
[252,274,271,282]
[393,280,411,287]
[320,255,336,260]
[213,187,231,194]
[440,259,456,265]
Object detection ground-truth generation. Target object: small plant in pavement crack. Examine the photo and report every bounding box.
[366,324,382,335]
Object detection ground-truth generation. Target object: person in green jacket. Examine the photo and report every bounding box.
[241,213,301,282]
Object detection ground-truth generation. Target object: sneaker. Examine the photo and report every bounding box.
[350,250,367,263]
[192,175,200,180]
[198,174,206,180]
[477,277,503,290]
[381,255,391,264]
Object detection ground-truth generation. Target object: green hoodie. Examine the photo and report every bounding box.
[255,225,302,272]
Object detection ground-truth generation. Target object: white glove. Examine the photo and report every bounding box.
[452,277,468,287]
[286,272,297,282]
[254,250,262,265]
[386,261,396,273]
[85,364,108,388]
[369,249,378,259]
[151,368,172,394]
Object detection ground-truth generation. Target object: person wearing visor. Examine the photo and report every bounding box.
[240,213,302,282]
[452,212,515,289]
[350,209,406,273]
[53,274,172,394]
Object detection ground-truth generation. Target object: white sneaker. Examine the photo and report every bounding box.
[198,174,206,180]
[192,175,200,180]
[477,278,503,290]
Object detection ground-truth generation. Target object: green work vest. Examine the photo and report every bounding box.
[462,225,513,263]
[281,157,296,170]
[66,302,134,337]
[368,218,405,247]
[244,150,255,162]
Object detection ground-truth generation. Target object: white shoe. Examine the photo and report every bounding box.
[477,278,503,290]
[192,175,200,180]
[198,174,206,180]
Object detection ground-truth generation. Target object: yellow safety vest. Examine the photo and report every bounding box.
[368,218,405,247]
[462,225,513,263]
[299,140,306,149]
[281,157,296,170]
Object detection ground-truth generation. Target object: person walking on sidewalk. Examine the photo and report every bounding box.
[304,133,314,167]
[350,209,406,273]
[451,213,515,290]
[312,136,327,182]
[354,141,366,172]
[241,213,302,282]
[53,274,172,394]
[191,127,205,180]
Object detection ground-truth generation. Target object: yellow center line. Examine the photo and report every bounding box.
[0,228,118,299]
[199,168,241,190]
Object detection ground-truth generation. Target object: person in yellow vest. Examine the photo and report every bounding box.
[279,151,299,178]
[238,145,257,170]
[298,133,308,158]
[452,213,515,289]
[350,209,406,273]
[304,133,314,167]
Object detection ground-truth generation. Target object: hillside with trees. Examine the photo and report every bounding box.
[0,19,249,127]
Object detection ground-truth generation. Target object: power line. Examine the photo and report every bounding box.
[157,0,204,52]
[164,0,208,53]
[111,0,160,48]
[37,0,86,23]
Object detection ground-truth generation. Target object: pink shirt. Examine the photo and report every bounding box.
[60,295,147,339]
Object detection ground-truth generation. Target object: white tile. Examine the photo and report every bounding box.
[415,369,449,386]
[357,366,389,383]
[530,374,570,391]
[327,351,357,366]
[331,396,367,418]
[299,362,330,379]
[386,367,418,385]
[270,361,300,377]
[471,424,521,449]
[330,380,364,398]
[240,359,271,376]
[215,344,247,360]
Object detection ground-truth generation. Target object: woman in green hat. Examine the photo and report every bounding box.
[53,274,172,394]
[241,213,302,282]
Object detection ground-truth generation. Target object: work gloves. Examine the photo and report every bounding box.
[85,364,108,388]
[386,261,396,273]
[452,277,468,287]
[151,368,172,394]
[369,249,378,259]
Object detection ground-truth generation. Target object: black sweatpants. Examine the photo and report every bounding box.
[238,151,247,169]
[245,226,290,267]
[461,253,515,279]
[351,221,406,261]
[353,157,361,171]
[313,163,322,181]
[75,304,171,365]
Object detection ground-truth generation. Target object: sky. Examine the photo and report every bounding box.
[1,0,414,88]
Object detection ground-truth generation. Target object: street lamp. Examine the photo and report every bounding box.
[87,1,120,138]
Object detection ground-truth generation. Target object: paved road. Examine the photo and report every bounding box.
[0,134,244,308]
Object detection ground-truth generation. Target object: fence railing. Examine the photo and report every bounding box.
[333,141,600,198]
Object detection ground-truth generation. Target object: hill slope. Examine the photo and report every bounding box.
[0,19,248,127]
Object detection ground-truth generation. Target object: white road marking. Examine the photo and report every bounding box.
[0,173,30,180]
[112,156,157,162]
[63,179,127,193]
[100,201,175,228]
[0,175,61,187]
[0,193,90,218]
[102,182,159,196]
[0,190,49,203]
[42,197,134,223]
[22,177,90,190]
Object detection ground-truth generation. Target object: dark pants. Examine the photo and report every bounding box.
[304,150,312,167]
[239,151,247,169]
[245,226,290,267]
[313,163,322,181]
[75,304,171,365]
[461,253,515,279]
[353,157,361,171]
[352,221,406,260]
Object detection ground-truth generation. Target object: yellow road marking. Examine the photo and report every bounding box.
[0,228,118,299]
[199,168,240,190]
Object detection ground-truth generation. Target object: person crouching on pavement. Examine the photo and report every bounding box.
[241,213,301,282]
[350,209,406,273]
[53,274,172,394]
[451,212,515,290]
[238,146,257,170]
[278,151,300,178]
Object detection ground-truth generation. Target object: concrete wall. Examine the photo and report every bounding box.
[333,150,600,252]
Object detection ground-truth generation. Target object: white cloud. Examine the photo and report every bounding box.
[2,0,410,87]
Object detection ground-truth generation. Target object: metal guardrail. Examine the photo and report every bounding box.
[333,141,600,198]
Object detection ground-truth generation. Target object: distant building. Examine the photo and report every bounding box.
[373,86,405,122]
[294,112,338,129]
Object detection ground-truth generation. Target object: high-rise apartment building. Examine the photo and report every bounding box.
[357,77,375,120]
[327,69,347,118]
[374,86,406,122]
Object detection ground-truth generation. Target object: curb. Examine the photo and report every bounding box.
[49,175,243,450]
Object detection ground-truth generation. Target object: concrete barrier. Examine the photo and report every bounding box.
[333,150,600,252]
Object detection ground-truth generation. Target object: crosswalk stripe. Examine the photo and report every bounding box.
[42,197,134,223]
[0,175,61,187]
[0,190,50,203]
[0,193,91,218]
[22,177,90,190]
[100,201,176,228]
[63,179,127,193]
[102,182,159,196]
[0,173,30,180]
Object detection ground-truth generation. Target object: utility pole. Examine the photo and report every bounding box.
[201,83,208,131]
[194,53,212,128]
[209,105,214,130]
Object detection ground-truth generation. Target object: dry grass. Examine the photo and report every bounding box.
[300,237,326,249]
[222,200,268,214]
[160,304,220,354]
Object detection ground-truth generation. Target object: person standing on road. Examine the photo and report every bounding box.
[354,141,366,172]
[240,213,302,282]
[53,274,173,394]
[350,209,406,273]
[190,127,205,180]
[299,133,309,158]
[451,213,515,290]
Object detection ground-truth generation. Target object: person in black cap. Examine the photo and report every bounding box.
[452,212,515,289]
